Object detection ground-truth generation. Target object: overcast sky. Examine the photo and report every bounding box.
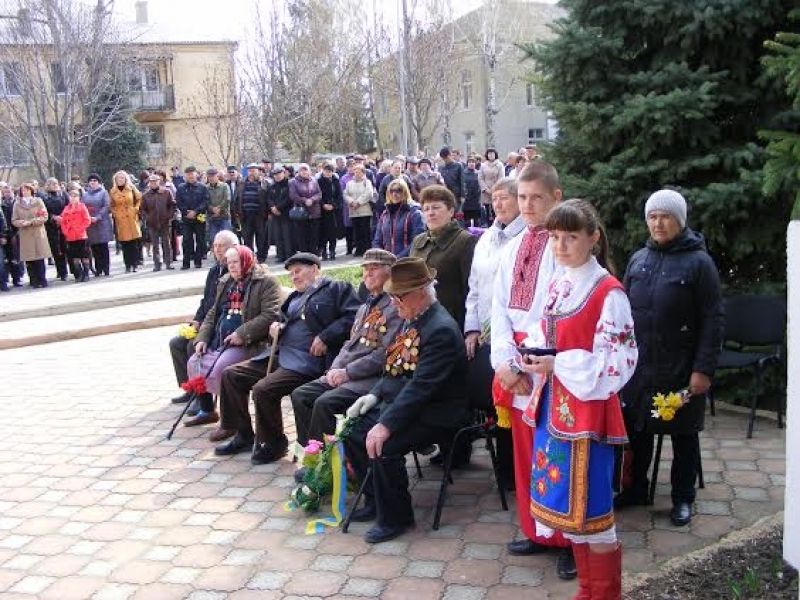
[115,0,555,43]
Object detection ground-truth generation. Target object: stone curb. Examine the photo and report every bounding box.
[0,286,204,323]
[622,511,784,595]
[0,313,192,350]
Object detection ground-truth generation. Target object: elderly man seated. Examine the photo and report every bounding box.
[344,257,471,544]
[214,252,359,463]
[290,249,403,482]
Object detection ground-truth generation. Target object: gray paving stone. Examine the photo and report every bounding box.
[695,500,731,516]
[311,554,354,572]
[735,487,769,501]
[405,560,445,578]
[501,565,545,586]
[248,570,291,590]
[340,577,386,597]
[442,584,487,600]
[462,543,502,560]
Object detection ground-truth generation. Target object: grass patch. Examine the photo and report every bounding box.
[275,265,362,289]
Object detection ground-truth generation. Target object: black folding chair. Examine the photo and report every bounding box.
[707,295,786,438]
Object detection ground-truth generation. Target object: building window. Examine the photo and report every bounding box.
[0,132,29,166]
[526,83,539,107]
[0,63,20,96]
[464,132,474,156]
[143,124,165,159]
[527,128,544,144]
[129,64,160,92]
[461,70,473,110]
[51,63,66,94]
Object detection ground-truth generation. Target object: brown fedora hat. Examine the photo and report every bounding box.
[384,257,437,296]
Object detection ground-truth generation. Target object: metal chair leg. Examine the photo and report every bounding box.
[695,433,704,489]
[747,367,762,439]
[342,465,372,533]
[412,451,423,478]
[485,430,508,511]
[433,427,472,530]
[648,434,664,505]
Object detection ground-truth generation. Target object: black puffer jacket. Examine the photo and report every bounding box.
[622,228,724,432]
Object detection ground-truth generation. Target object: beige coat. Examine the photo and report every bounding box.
[12,197,52,261]
[109,185,142,241]
[344,178,375,219]
[478,159,506,205]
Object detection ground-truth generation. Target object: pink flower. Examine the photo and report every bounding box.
[324,434,336,444]
[304,440,323,455]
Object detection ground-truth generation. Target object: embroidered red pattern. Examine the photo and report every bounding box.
[509,226,548,310]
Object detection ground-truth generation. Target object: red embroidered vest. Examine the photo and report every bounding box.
[539,275,628,444]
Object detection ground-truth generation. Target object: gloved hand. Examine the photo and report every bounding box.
[346,394,378,418]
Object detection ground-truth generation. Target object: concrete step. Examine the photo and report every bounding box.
[0,295,200,349]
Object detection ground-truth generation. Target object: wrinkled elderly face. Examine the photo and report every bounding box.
[362,264,391,295]
[647,210,682,245]
[213,238,233,262]
[225,248,243,280]
[185,171,197,183]
[289,263,318,292]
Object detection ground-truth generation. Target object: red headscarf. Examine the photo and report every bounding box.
[234,245,255,278]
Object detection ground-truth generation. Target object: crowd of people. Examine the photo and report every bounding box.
[163,151,723,600]
[0,144,541,291]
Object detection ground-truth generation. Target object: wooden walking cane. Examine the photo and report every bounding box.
[166,342,230,440]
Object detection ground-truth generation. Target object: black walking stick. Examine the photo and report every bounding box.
[166,342,230,440]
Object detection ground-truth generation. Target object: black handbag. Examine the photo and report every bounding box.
[289,205,309,221]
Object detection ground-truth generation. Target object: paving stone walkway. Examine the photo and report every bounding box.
[0,326,786,599]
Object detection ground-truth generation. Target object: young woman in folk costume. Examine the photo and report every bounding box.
[518,199,638,600]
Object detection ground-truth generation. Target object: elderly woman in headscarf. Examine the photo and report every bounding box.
[288,163,322,254]
[109,170,143,273]
[185,244,283,427]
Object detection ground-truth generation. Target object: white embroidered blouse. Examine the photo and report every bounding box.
[525,257,638,402]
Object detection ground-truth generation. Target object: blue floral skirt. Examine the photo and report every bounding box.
[529,384,616,535]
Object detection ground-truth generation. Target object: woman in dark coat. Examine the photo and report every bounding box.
[316,162,343,260]
[42,177,69,280]
[619,189,724,527]
[82,173,113,276]
[409,185,477,332]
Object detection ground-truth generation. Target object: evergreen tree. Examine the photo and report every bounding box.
[522,0,795,289]
[87,117,147,186]
[760,9,800,219]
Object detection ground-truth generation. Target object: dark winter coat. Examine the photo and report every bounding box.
[462,168,481,212]
[439,160,465,200]
[266,177,291,215]
[372,202,425,258]
[622,227,724,433]
[175,181,209,219]
[289,175,322,220]
[194,263,228,324]
[317,173,344,230]
[140,187,177,230]
[81,186,113,245]
[409,220,477,331]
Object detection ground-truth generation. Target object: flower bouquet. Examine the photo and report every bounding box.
[286,415,359,534]
[651,390,689,422]
[196,213,206,223]
[177,323,198,340]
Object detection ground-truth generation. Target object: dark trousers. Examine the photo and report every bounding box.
[351,216,371,255]
[150,225,172,267]
[253,367,313,443]
[2,241,23,285]
[462,209,482,228]
[170,221,180,259]
[344,408,452,527]
[240,212,268,261]
[121,239,139,269]
[46,227,67,279]
[467,344,514,483]
[169,336,195,388]
[25,259,46,287]
[271,216,293,262]
[627,429,700,505]
[292,219,315,254]
[290,380,359,447]
[344,226,353,254]
[91,242,110,275]
[319,212,338,257]
[182,220,206,267]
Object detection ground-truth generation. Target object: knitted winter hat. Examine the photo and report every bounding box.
[644,189,687,228]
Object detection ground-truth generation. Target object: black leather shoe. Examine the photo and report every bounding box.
[349,505,377,522]
[364,521,413,544]
[556,547,577,580]
[251,436,289,465]
[670,502,692,526]
[215,434,254,456]
[294,467,308,484]
[507,539,550,556]
[171,392,192,404]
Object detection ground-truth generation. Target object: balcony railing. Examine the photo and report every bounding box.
[130,85,175,112]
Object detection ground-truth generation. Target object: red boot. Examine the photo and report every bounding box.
[588,543,622,600]
[571,543,591,600]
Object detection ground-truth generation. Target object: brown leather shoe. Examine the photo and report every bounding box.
[184,411,219,427]
[209,428,235,442]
